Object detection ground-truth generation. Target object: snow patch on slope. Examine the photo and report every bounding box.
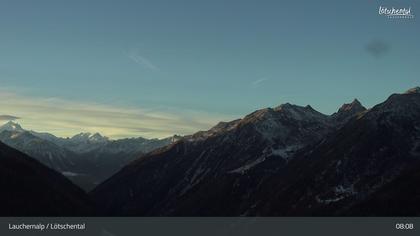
[228,156,266,174]
[271,145,302,160]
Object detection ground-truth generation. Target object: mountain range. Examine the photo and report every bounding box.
[0,121,179,191]
[1,87,419,216]
[91,87,420,216]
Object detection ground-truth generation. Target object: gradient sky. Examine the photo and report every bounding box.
[0,0,419,138]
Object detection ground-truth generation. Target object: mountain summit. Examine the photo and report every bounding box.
[405,86,420,94]
[70,132,109,143]
[337,99,365,113]
[331,99,367,124]
[0,121,25,133]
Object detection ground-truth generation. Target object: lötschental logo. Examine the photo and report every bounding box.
[379,6,414,19]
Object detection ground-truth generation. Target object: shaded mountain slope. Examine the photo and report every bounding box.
[92,88,420,216]
[91,104,337,215]
[252,89,420,216]
[0,141,94,216]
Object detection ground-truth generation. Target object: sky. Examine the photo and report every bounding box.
[0,0,419,139]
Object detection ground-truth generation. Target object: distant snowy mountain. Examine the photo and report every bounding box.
[0,121,25,133]
[0,121,179,191]
[71,132,109,143]
[0,128,80,172]
[59,132,110,153]
[0,126,96,190]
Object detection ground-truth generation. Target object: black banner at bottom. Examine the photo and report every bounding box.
[0,217,418,236]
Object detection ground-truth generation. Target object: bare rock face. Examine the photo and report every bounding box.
[331,99,367,124]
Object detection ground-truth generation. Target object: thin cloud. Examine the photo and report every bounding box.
[251,78,269,88]
[0,115,20,121]
[127,50,159,71]
[0,90,235,139]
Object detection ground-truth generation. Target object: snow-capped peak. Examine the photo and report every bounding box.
[273,102,304,112]
[89,132,109,142]
[70,132,108,143]
[405,87,420,94]
[272,103,329,121]
[0,121,25,133]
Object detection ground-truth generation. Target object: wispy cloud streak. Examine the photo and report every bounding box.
[0,90,234,139]
[127,49,159,71]
[251,78,269,88]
